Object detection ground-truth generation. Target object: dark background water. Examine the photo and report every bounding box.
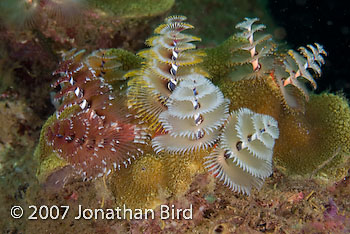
[268,0,350,98]
[173,0,349,98]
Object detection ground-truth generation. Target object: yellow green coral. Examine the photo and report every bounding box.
[104,48,143,73]
[201,36,246,82]
[219,76,288,118]
[34,15,350,213]
[108,153,168,210]
[306,93,350,154]
[35,153,68,183]
[274,92,350,177]
[108,149,208,210]
[205,22,348,178]
[161,149,207,195]
[218,76,350,178]
[280,93,350,177]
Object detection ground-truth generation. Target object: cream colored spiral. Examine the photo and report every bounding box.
[152,74,229,154]
[204,108,279,195]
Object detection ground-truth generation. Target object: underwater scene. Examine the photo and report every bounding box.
[0,0,349,233]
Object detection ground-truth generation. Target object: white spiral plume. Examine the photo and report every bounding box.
[204,108,279,195]
[230,17,275,81]
[272,43,327,111]
[281,43,327,99]
[152,75,229,154]
[205,148,265,195]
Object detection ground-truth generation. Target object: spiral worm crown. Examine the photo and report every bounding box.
[127,15,206,131]
[152,75,230,154]
[46,49,147,180]
[204,108,279,195]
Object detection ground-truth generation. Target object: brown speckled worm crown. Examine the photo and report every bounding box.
[47,49,147,180]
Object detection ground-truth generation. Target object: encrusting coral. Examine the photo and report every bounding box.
[219,76,350,178]
[209,18,349,178]
[108,152,169,210]
[274,93,350,176]
[108,148,208,210]
[0,0,174,28]
[34,15,350,212]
